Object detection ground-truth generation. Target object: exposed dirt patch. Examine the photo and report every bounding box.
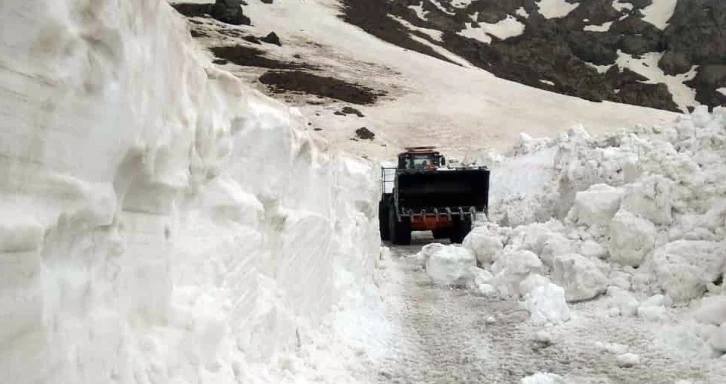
[210,46,314,69]
[355,127,375,140]
[171,2,251,25]
[261,32,282,46]
[258,71,384,105]
[335,106,365,117]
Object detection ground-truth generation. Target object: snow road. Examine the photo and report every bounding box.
[369,237,719,384]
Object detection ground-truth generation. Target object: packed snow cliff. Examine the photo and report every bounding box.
[426,107,726,360]
[0,1,379,383]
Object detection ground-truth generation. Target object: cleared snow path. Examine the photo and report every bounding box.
[368,240,721,383]
[374,244,512,382]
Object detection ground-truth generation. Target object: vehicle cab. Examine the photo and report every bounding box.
[397,147,446,170]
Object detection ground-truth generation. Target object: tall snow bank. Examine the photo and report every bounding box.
[0,1,379,383]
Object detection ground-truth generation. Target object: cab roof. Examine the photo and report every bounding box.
[400,146,439,156]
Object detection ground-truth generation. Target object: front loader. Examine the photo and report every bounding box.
[379,147,490,245]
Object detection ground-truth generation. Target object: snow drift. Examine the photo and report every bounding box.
[458,107,726,356]
[0,1,378,383]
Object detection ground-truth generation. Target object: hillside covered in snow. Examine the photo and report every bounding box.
[168,0,681,159]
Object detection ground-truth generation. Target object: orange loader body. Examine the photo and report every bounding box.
[410,215,453,231]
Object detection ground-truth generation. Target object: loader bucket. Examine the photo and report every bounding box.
[396,168,490,213]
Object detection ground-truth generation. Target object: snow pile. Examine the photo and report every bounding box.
[0,1,379,383]
[446,108,726,353]
[569,184,624,226]
[551,253,608,302]
[615,352,641,367]
[490,249,544,297]
[523,283,572,325]
[462,225,504,265]
[420,244,477,286]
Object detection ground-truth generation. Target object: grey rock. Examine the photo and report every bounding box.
[212,0,250,25]
[658,51,692,75]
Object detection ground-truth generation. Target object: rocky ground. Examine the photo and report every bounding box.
[171,0,724,115]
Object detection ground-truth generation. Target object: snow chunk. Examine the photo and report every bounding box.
[708,325,726,352]
[534,329,554,344]
[552,254,608,302]
[579,240,608,259]
[540,232,576,267]
[491,250,544,296]
[616,352,641,367]
[463,225,504,265]
[650,240,725,302]
[521,372,566,384]
[694,296,726,326]
[569,184,624,226]
[0,214,44,253]
[424,244,477,286]
[621,176,674,225]
[595,341,629,354]
[607,209,656,267]
[470,267,496,295]
[519,274,551,295]
[607,286,640,317]
[523,283,571,325]
[718,87,726,97]
[637,294,669,322]
[477,283,497,296]
[536,0,578,19]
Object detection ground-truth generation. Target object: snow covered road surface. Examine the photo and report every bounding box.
[369,238,725,384]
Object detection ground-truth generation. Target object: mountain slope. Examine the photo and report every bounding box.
[339,0,725,113]
[171,0,679,159]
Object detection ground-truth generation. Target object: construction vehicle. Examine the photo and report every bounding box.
[379,147,490,245]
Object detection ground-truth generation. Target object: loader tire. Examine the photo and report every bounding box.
[432,228,451,239]
[379,199,391,241]
[389,205,411,245]
[449,217,472,244]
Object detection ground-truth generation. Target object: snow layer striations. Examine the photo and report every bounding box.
[0,1,379,384]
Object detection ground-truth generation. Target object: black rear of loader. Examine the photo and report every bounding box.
[379,148,490,245]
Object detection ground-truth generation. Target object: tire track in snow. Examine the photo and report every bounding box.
[376,246,500,383]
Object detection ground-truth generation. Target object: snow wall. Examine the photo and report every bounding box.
[0,1,379,383]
